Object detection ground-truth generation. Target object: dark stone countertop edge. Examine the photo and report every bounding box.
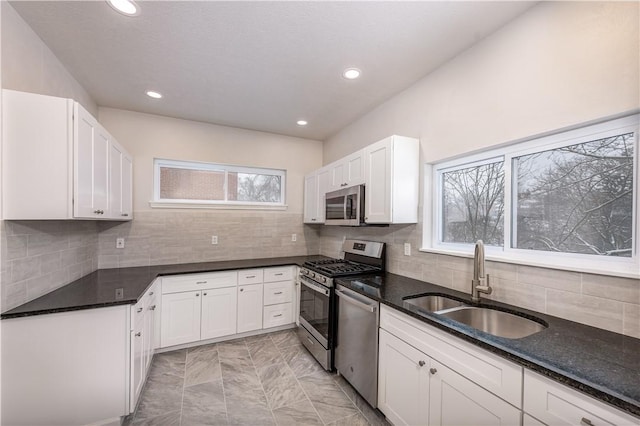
[335,275,640,419]
[0,256,327,320]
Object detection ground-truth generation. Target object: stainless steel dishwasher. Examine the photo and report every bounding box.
[335,284,380,408]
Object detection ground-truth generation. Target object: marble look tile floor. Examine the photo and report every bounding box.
[125,329,390,426]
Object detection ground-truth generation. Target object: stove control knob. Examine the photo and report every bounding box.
[301,269,308,275]
[310,272,316,278]
[320,276,327,283]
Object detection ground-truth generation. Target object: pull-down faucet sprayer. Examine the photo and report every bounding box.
[471,240,492,303]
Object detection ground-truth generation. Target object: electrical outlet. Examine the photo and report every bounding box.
[116,238,125,249]
[404,243,411,256]
[115,288,124,299]
[291,233,297,242]
[211,235,218,245]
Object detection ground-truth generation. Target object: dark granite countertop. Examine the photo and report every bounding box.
[336,272,640,419]
[1,255,329,320]
[3,258,638,419]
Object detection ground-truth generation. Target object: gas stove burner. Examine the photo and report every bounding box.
[303,259,382,277]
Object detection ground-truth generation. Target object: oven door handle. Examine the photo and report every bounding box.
[336,289,377,313]
[300,277,330,296]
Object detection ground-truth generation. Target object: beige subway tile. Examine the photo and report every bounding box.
[392,259,422,280]
[451,270,473,293]
[546,289,624,334]
[422,266,453,290]
[488,277,546,313]
[518,265,581,294]
[5,235,28,260]
[27,232,68,256]
[485,261,517,281]
[622,303,640,339]
[582,274,640,304]
[39,252,63,274]
[118,254,150,268]
[4,221,41,236]
[11,256,41,283]
[2,281,27,312]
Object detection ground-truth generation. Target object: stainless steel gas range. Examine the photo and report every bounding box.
[297,239,385,370]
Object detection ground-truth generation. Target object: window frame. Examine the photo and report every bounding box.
[423,114,640,278]
[151,158,287,210]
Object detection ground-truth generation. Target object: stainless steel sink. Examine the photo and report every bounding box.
[440,306,547,339]
[403,294,468,313]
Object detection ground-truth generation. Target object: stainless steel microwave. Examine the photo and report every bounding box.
[324,185,365,226]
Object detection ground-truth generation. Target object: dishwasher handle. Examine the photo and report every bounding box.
[336,289,377,313]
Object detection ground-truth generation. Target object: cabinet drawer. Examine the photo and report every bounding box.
[238,269,263,285]
[263,303,293,328]
[162,271,238,294]
[264,266,293,283]
[380,305,523,408]
[524,370,639,426]
[263,281,293,305]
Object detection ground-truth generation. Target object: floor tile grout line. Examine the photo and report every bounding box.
[333,374,375,425]
[247,334,280,426]
[216,344,232,426]
[179,349,187,426]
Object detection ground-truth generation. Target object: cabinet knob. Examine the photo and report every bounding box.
[311,218,316,221]
[430,368,437,375]
[149,291,154,296]
[137,307,143,313]
[203,292,207,296]
[580,418,594,426]
[149,305,156,310]
[418,360,426,367]
[240,288,244,292]
[195,293,200,297]
[135,332,141,337]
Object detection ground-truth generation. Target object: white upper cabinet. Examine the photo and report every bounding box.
[303,165,331,224]
[2,89,132,221]
[363,135,419,224]
[329,149,365,191]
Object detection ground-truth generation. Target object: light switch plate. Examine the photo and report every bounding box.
[404,243,411,256]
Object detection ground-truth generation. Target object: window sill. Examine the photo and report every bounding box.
[149,201,288,211]
[418,247,640,279]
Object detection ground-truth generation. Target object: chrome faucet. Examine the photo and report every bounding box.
[471,240,492,302]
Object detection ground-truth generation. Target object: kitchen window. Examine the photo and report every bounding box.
[425,114,639,277]
[152,159,286,209]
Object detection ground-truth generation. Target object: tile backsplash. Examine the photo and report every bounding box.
[318,224,640,339]
[97,210,319,269]
[1,212,638,340]
[1,220,98,311]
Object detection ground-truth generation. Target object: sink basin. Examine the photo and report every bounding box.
[403,294,468,313]
[440,306,547,339]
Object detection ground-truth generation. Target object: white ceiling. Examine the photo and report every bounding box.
[10,1,535,140]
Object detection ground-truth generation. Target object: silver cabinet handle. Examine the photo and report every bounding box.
[430,368,437,375]
[137,307,143,313]
[311,218,316,221]
[418,360,425,367]
[121,213,129,217]
[274,291,283,295]
[135,332,141,337]
[246,275,256,278]
[580,418,594,426]
[149,305,156,311]
[274,314,283,317]
[94,209,104,214]
[196,281,207,284]
[275,273,283,276]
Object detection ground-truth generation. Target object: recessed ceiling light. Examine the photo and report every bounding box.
[343,68,361,80]
[297,120,308,126]
[107,0,139,16]
[146,90,163,99]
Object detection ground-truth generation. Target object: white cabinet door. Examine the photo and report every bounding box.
[378,329,430,426]
[237,284,263,333]
[74,103,109,218]
[303,173,319,223]
[329,150,365,191]
[317,168,331,222]
[131,322,144,408]
[429,359,522,426]
[201,287,237,340]
[143,295,156,374]
[160,291,202,347]
[108,142,133,220]
[364,137,392,223]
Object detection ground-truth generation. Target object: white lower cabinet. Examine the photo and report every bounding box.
[160,290,203,347]
[379,306,523,426]
[378,329,430,426]
[523,370,639,426]
[130,282,159,411]
[237,283,263,333]
[201,286,238,339]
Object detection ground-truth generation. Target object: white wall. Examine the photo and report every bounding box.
[0,2,97,115]
[324,1,640,163]
[98,107,323,213]
[319,1,640,338]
